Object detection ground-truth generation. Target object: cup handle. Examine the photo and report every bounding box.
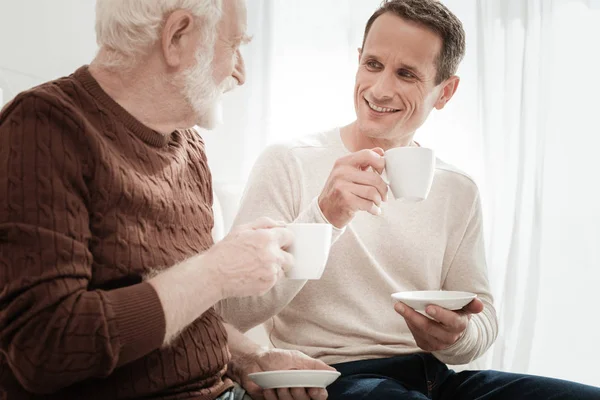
[380,169,395,200]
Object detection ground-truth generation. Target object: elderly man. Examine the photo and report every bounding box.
[218,0,600,399]
[0,1,333,399]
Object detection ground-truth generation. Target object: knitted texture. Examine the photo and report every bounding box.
[0,66,231,399]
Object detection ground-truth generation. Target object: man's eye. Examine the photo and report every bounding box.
[398,70,415,79]
[366,61,381,69]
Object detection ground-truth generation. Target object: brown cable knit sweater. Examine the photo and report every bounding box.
[0,66,232,399]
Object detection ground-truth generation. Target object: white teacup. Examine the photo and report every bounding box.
[384,147,435,202]
[286,223,332,280]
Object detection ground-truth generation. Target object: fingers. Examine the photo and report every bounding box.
[405,319,443,351]
[397,303,443,338]
[264,389,279,400]
[264,387,326,400]
[462,298,484,314]
[341,149,386,174]
[270,228,295,277]
[247,217,286,230]
[289,388,312,400]
[395,302,462,350]
[349,183,383,207]
[275,263,286,282]
[255,255,291,294]
[330,178,386,215]
[267,226,295,249]
[426,305,468,333]
[235,217,285,235]
[350,194,382,216]
[245,382,266,400]
[371,147,385,158]
[279,249,295,274]
[308,388,329,400]
[275,388,296,400]
[306,357,337,372]
[274,387,320,400]
[343,168,388,201]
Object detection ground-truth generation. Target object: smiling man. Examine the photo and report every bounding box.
[218,0,600,399]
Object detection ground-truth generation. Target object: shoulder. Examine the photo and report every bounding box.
[258,128,343,167]
[0,75,89,133]
[0,75,99,178]
[179,127,208,156]
[0,90,95,185]
[434,158,480,202]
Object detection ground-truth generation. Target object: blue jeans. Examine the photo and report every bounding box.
[217,383,252,400]
[328,353,600,399]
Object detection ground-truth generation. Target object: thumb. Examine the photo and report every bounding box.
[308,387,329,400]
[308,357,337,372]
[463,298,484,314]
[246,217,286,230]
[371,147,385,157]
[244,383,265,400]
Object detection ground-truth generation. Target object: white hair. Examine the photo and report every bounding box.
[95,0,223,68]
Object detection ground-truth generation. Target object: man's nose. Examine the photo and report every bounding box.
[233,48,246,86]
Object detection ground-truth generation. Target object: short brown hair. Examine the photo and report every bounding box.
[362,0,466,84]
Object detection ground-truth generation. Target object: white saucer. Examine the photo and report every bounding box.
[391,290,477,312]
[248,370,341,389]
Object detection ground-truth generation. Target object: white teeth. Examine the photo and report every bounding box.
[367,100,398,113]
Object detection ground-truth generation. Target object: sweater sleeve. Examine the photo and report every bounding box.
[0,94,166,394]
[216,144,342,332]
[433,192,498,365]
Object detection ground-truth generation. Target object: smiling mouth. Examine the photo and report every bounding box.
[365,98,401,113]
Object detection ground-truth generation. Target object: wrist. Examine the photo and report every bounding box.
[224,323,268,361]
[164,253,224,304]
[237,344,269,364]
[317,195,328,220]
[147,253,224,343]
[318,196,344,229]
[195,251,227,301]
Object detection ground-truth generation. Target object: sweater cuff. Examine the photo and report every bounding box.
[295,197,345,244]
[432,318,476,365]
[105,282,166,367]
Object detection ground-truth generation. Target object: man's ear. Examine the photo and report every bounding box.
[434,76,460,110]
[161,10,196,68]
[357,47,363,63]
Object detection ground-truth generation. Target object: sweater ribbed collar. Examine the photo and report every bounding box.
[74,65,171,148]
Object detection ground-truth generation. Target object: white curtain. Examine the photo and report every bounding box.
[475,0,600,386]
[475,0,554,374]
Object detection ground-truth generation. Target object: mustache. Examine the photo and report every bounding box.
[219,77,238,93]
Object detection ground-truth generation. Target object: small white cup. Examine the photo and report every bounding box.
[286,223,332,280]
[384,147,435,202]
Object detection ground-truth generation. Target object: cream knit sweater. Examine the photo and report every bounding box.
[217,128,498,366]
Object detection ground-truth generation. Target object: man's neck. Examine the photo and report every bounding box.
[88,55,194,135]
[340,121,415,152]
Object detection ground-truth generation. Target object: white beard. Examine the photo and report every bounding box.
[202,98,223,130]
[182,48,237,130]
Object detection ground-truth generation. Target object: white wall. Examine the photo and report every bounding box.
[0,0,97,103]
